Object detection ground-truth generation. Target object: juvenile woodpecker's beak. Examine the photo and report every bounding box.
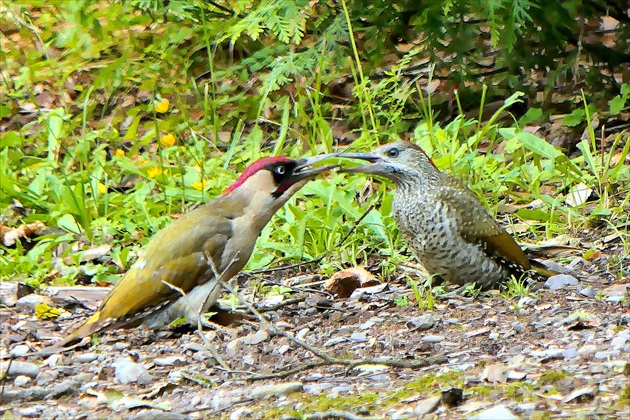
[332,152,384,174]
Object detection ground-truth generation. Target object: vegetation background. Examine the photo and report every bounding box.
[0,0,629,417]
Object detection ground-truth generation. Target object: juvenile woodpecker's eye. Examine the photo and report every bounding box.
[388,148,400,158]
[275,166,286,175]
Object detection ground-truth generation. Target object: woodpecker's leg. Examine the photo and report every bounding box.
[434,284,478,301]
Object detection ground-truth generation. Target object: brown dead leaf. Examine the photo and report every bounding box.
[1,221,46,247]
[324,266,378,298]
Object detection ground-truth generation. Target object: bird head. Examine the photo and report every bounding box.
[223,155,337,215]
[335,141,438,185]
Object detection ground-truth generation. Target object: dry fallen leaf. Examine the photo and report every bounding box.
[324,266,378,298]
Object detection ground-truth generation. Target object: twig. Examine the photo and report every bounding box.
[247,204,376,275]
[246,354,448,381]
[0,356,14,404]
[161,280,231,372]
[307,410,382,420]
[257,295,308,312]
[221,264,448,380]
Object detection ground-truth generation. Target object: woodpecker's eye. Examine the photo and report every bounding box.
[388,148,400,158]
[275,166,286,175]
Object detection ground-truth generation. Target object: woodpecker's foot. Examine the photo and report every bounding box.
[434,285,476,301]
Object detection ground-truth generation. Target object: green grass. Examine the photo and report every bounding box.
[1,1,629,291]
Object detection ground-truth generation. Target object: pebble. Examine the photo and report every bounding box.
[211,390,243,411]
[579,287,595,298]
[251,381,303,398]
[73,352,98,363]
[323,337,346,347]
[44,354,64,368]
[563,346,578,359]
[303,383,333,394]
[413,395,441,416]
[469,404,518,420]
[113,342,130,351]
[9,344,31,357]
[510,322,525,333]
[2,361,41,378]
[183,342,206,352]
[153,356,186,366]
[611,333,628,350]
[422,335,445,343]
[17,407,41,418]
[407,314,436,330]
[544,274,578,290]
[230,407,254,420]
[296,328,309,340]
[594,350,619,360]
[15,294,45,310]
[14,375,32,387]
[36,370,59,386]
[112,356,153,385]
[577,344,597,357]
[350,332,368,342]
[240,330,270,345]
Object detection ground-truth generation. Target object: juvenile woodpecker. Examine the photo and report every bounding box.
[337,141,555,291]
[52,155,334,348]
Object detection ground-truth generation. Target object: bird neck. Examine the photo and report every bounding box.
[392,167,442,194]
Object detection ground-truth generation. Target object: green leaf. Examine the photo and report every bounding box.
[563,109,584,127]
[608,95,626,115]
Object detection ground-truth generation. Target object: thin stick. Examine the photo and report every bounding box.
[247,204,376,275]
[161,280,231,372]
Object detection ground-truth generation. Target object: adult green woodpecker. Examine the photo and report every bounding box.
[336,141,555,291]
[51,155,335,349]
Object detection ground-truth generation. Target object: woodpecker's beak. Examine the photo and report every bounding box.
[332,152,384,174]
[291,155,339,182]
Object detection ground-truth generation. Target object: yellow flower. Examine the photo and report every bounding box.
[154,98,170,113]
[160,133,176,147]
[147,166,163,178]
[115,148,125,157]
[97,182,107,194]
[191,181,205,191]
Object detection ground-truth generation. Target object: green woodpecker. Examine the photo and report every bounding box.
[335,141,555,291]
[51,155,334,349]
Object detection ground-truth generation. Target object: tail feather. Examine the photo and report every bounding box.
[530,259,557,278]
[38,311,109,355]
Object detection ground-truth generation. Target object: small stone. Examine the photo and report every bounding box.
[422,335,445,343]
[296,328,309,340]
[544,274,578,290]
[469,404,517,420]
[489,332,500,340]
[14,375,32,387]
[112,356,153,385]
[241,330,270,345]
[17,407,41,417]
[251,381,303,398]
[563,346,578,359]
[577,344,597,357]
[230,407,254,420]
[594,350,619,360]
[36,370,59,386]
[350,332,368,342]
[274,321,293,330]
[183,342,206,352]
[579,287,595,298]
[154,356,186,366]
[73,352,98,363]
[510,322,525,333]
[9,344,31,357]
[323,337,346,347]
[562,386,596,403]
[113,342,130,351]
[413,395,441,416]
[407,314,436,331]
[611,334,628,350]
[1,361,41,378]
[15,294,46,310]
[44,354,63,368]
